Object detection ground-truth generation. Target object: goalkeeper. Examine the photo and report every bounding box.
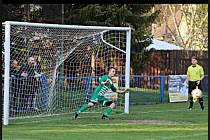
[74,67,128,120]
[187,56,204,111]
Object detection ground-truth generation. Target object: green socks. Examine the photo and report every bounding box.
[103,107,112,117]
[78,104,89,114]
[77,104,113,117]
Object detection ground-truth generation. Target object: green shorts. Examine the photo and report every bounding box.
[90,93,113,107]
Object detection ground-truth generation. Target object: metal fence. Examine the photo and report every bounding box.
[2,74,208,115]
[129,75,208,106]
[133,50,208,76]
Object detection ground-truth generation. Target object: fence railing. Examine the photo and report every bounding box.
[128,75,208,105]
[2,74,208,110]
[57,74,208,105]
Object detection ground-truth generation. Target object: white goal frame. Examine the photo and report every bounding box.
[3,21,131,125]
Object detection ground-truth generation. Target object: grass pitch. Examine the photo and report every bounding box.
[3,99,208,140]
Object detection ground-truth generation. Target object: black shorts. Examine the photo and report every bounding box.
[102,101,113,107]
[188,81,202,95]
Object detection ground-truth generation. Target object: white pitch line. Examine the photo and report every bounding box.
[160,132,208,140]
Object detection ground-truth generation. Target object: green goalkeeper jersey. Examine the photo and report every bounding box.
[94,75,117,96]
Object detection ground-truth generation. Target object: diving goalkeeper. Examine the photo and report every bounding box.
[74,67,128,120]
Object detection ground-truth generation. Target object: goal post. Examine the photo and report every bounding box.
[2,21,131,125]
[3,21,11,125]
[125,29,131,114]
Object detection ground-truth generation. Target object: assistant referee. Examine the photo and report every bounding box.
[187,56,204,110]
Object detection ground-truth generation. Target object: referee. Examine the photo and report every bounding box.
[187,56,204,110]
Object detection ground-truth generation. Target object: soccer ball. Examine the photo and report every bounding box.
[191,88,202,102]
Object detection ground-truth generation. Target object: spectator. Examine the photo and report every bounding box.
[19,56,42,112]
[10,60,21,113]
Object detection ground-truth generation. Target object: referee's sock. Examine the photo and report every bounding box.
[198,98,204,110]
[189,97,194,109]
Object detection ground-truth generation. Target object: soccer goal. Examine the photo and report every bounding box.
[2,21,131,125]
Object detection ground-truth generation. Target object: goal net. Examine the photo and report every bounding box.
[2,21,131,125]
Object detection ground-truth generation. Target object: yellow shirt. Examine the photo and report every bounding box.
[187,64,204,81]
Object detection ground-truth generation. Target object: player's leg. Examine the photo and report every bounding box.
[188,81,196,110]
[101,99,115,119]
[74,94,98,119]
[197,81,204,110]
[77,102,95,115]
[198,97,204,110]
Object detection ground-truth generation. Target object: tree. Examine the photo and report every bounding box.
[179,4,208,50]
[2,4,42,22]
[157,4,208,50]
[2,4,24,21]
[2,4,160,74]
[64,4,160,74]
[39,4,62,23]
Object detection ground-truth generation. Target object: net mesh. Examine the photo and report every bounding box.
[2,23,127,119]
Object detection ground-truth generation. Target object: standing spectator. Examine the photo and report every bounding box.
[31,52,48,112]
[187,56,204,111]
[10,60,21,113]
[20,56,42,112]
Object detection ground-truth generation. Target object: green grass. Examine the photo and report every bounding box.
[3,98,208,140]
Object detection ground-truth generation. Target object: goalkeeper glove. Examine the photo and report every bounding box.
[116,88,130,94]
[193,96,198,103]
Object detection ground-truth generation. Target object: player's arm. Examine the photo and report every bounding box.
[110,84,129,94]
[110,84,117,92]
[186,67,190,82]
[197,67,204,85]
[99,76,110,85]
[116,88,129,94]
[101,79,111,85]
[200,67,204,81]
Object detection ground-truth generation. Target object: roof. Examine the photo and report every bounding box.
[146,39,183,51]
